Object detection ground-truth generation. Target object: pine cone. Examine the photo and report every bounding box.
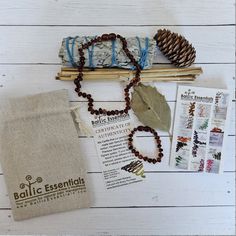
[154,29,196,67]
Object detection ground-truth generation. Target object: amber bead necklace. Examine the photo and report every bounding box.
[74,33,141,116]
[74,34,163,164]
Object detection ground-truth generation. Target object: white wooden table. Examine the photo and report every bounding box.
[0,1,235,235]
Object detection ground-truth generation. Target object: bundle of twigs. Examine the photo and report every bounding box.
[56,67,202,83]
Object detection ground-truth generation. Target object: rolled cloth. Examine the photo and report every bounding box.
[59,36,156,69]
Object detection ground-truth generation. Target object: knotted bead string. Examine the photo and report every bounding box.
[74,33,142,116]
[73,34,164,163]
[128,126,164,164]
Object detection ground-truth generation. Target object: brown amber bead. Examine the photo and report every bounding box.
[101,34,109,40]
[109,33,116,40]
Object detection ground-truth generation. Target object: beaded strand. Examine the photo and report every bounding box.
[74,33,141,116]
[128,126,164,164]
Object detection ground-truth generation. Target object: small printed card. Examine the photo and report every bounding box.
[91,113,144,189]
[170,85,231,173]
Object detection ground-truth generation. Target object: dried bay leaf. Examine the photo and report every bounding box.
[131,83,171,132]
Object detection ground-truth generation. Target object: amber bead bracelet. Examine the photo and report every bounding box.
[128,126,164,164]
[74,33,142,116]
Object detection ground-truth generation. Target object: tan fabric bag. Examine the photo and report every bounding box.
[0,90,90,220]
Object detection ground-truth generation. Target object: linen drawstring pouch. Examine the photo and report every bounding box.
[0,89,90,221]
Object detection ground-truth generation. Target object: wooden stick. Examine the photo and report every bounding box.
[56,66,202,82]
[56,75,196,83]
[60,67,202,75]
[61,67,202,73]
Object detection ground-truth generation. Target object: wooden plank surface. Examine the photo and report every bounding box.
[0,207,234,235]
[0,173,234,209]
[0,0,234,25]
[0,64,235,101]
[0,26,234,64]
[0,64,235,136]
[0,135,235,174]
[0,0,235,235]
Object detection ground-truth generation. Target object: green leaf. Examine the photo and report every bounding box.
[131,83,171,132]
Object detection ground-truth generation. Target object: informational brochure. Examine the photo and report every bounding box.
[91,113,144,189]
[170,85,231,173]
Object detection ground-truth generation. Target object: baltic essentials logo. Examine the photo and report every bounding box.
[14,175,43,200]
[181,88,213,103]
[181,88,195,100]
[184,88,195,96]
[14,175,86,203]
